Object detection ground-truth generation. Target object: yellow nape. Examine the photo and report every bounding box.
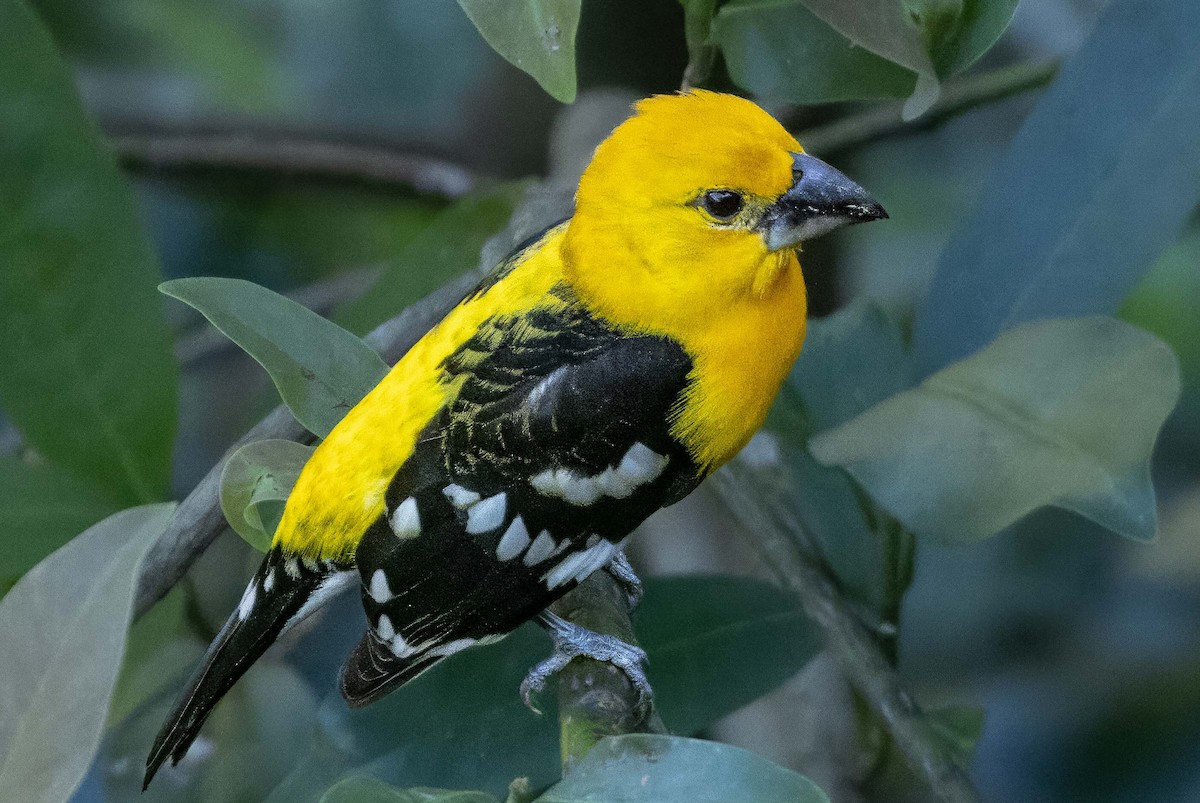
[564,90,809,472]
[273,225,570,560]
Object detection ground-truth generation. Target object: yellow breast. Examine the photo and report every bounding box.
[668,253,808,471]
[273,226,568,559]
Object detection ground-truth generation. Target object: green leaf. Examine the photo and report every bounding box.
[811,317,1180,544]
[678,0,719,87]
[790,300,914,434]
[336,185,525,336]
[0,456,122,578]
[103,660,321,800]
[267,576,818,800]
[220,439,314,552]
[931,0,1020,77]
[161,278,389,438]
[711,0,916,106]
[0,503,176,801]
[927,705,985,766]
[759,302,916,611]
[795,0,942,117]
[0,0,177,504]
[916,0,1200,373]
[321,777,498,803]
[534,735,829,802]
[457,0,580,103]
[635,576,821,736]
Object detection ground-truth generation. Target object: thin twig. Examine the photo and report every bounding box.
[797,61,1059,156]
[133,272,478,618]
[713,463,981,803]
[110,131,480,198]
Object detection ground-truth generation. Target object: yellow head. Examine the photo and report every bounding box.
[562,90,885,333]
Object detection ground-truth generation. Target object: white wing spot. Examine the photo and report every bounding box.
[390,497,421,539]
[531,444,668,506]
[302,557,321,573]
[443,484,482,509]
[560,472,602,505]
[551,537,573,557]
[237,583,257,620]
[496,516,532,561]
[263,567,275,593]
[530,469,560,496]
[523,530,557,566]
[284,558,301,579]
[466,492,507,534]
[544,540,617,590]
[376,613,396,641]
[369,569,394,603]
[617,442,668,485]
[544,550,593,590]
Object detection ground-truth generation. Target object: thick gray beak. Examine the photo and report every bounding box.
[761,153,887,251]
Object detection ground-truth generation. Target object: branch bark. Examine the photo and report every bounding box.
[712,463,981,803]
[550,574,668,772]
[110,130,480,198]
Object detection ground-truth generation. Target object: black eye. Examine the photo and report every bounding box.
[701,189,744,220]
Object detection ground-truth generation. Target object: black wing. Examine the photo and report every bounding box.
[339,286,700,705]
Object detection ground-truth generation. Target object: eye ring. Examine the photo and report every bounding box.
[700,189,744,220]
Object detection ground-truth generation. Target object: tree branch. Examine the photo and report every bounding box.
[110,129,480,198]
[712,462,981,803]
[133,271,478,619]
[550,574,668,772]
[796,61,1058,156]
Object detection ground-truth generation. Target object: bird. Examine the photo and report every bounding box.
[143,89,886,789]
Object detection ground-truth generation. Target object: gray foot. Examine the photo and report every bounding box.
[521,610,652,716]
[605,550,643,611]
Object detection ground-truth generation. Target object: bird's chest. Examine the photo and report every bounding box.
[670,289,807,473]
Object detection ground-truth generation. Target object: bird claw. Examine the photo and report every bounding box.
[521,611,653,718]
[605,550,643,611]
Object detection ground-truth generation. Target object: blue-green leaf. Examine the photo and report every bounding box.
[916,0,1200,373]
[534,735,829,802]
[336,185,524,336]
[267,576,818,800]
[0,456,122,579]
[320,777,498,803]
[457,0,580,103]
[711,0,916,106]
[0,503,176,801]
[219,439,314,552]
[812,318,1180,543]
[0,0,177,504]
[161,278,389,438]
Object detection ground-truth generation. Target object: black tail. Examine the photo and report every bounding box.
[143,549,352,790]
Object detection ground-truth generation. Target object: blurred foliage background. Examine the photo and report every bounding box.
[2,0,1200,801]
